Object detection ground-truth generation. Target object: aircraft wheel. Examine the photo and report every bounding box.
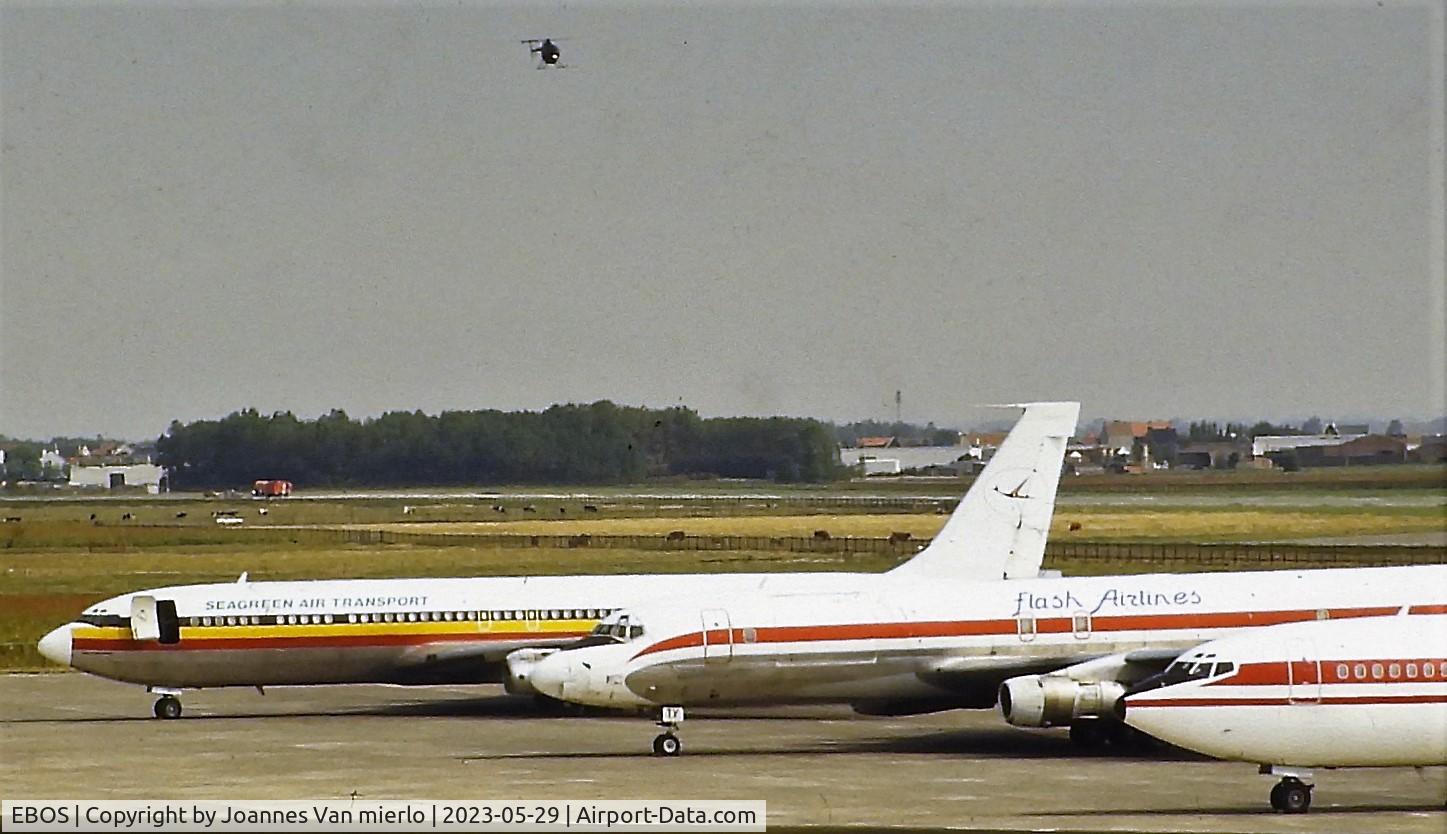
[1270,779,1311,814]
[153,695,182,720]
[652,733,681,757]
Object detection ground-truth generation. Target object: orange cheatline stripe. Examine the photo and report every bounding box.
[630,605,1433,660]
[1128,693,1447,708]
[1211,659,1447,687]
[73,630,590,652]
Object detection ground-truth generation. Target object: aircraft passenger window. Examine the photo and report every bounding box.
[202,617,212,626]
[526,611,537,620]
[1407,663,1418,679]
[1371,663,1384,680]
[382,613,393,623]
[407,612,417,622]
[1425,662,1436,678]
[586,609,598,619]
[1336,664,1349,680]
[1354,663,1367,679]
[226,616,236,626]
[443,612,453,621]
[323,614,333,624]
[347,614,357,624]
[1389,663,1401,679]
[743,628,758,643]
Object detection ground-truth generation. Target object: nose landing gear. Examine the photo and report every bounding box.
[153,694,182,720]
[652,705,684,756]
[1260,766,1313,813]
[1268,778,1311,813]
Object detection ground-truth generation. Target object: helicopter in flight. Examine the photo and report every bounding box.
[521,38,564,68]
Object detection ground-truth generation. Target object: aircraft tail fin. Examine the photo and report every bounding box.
[886,401,1079,583]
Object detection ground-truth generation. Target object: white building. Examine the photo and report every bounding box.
[1251,433,1366,458]
[39,447,67,476]
[69,463,165,493]
[840,446,971,474]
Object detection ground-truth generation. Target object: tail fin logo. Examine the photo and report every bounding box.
[997,477,1032,500]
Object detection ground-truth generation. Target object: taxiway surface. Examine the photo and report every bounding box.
[2,674,1442,832]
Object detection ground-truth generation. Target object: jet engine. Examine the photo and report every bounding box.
[503,647,558,696]
[998,674,1127,727]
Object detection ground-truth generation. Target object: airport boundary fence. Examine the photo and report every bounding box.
[292,527,1444,567]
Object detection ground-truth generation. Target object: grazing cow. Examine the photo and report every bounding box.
[813,529,831,540]
[666,530,686,541]
[258,507,268,516]
[121,513,134,521]
[523,505,537,513]
[583,504,599,513]
[1068,521,1083,531]
[175,512,187,519]
[559,507,567,515]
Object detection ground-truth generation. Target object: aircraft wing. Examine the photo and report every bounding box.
[901,647,1189,708]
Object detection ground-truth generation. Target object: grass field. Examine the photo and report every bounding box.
[366,506,1446,543]
[3,467,1442,671]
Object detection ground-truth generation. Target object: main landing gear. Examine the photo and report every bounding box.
[652,706,684,756]
[153,694,182,720]
[1261,766,1312,813]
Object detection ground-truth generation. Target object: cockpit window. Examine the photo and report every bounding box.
[1161,657,1231,685]
[78,613,128,628]
[576,611,644,643]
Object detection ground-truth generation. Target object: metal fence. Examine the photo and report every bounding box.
[279,527,1446,567]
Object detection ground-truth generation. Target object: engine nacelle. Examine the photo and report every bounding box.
[998,674,1128,727]
[503,647,559,696]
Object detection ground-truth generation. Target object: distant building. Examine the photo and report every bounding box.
[1097,420,1178,469]
[853,436,900,449]
[1251,432,1367,458]
[1294,435,1407,467]
[858,457,902,476]
[840,446,970,474]
[39,447,67,478]
[69,462,165,493]
[1410,437,1447,464]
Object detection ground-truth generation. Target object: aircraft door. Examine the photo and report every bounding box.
[700,609,733,663]
[131,596,181,644]
[156,599,181,644]
[131,596,160,641]
[1286,637,1320,704]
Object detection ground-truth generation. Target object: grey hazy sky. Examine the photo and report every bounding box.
[2,1,1443,440]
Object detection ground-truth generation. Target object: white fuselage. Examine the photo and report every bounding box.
[1123,614,1447,767]
[42,572,886,688]
[527,566,1447,711]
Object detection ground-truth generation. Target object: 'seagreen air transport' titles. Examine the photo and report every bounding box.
[1123,612,1447,813]
[37,402,1082,720]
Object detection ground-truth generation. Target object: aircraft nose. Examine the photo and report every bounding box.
[38,624,74,667]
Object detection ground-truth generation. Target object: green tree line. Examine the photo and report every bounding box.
[154,403,843,487]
